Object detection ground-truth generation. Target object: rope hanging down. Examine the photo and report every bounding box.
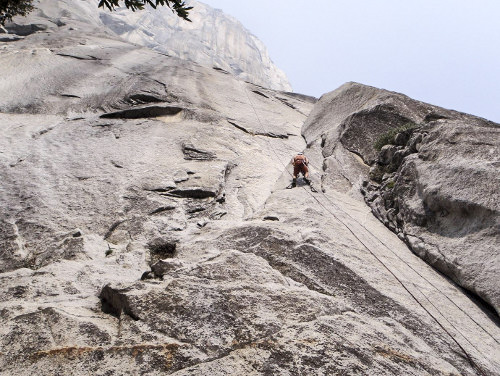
[243,82,498,345]
[241,83,489,375]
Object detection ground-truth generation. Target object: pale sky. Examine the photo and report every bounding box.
[201,0,500,123]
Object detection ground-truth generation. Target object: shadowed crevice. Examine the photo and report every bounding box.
[227,119,289,139]
[99,285,140,321]
[100,106,183,119]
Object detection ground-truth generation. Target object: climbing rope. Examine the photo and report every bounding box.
[243,81,499,346]
[241,82,490,375]
[317,184,500,346]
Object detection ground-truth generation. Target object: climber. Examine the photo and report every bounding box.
[290,152,310,188]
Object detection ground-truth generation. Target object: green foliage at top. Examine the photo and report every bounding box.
[0,0,35,26]
[0,0,192,26]
[98,0,192,21]
[374,122,418,151]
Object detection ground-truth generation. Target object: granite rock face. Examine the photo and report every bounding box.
[99,0,292,91]
[363,120,500,314]
[0,9,499,376]
[302,82,500,316]
[9,0,291,92]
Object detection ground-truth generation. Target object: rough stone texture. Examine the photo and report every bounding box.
[362,120,500,315]
[7,0,291,92]
[0,9,499,376]
[100,0,292,91]
[302,82,500,317]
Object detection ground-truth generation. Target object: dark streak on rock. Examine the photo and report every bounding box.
[145,188,172,193]
[100,106,183,119]
[253,90,269,99]
[227,119,288,139]
[60,94,81,98]
[32,127,55,139]
[227,120,251,134]
[127,93,163,104]
[158,192,184,198]
[56,53,101,61]
[148,239,176,265]
[182,143,216,161]
[149,206,176,215]
[168,188,216,199]
[263,216,279,221]
[276,97,297,109]
[187,207,206,214]
[104,220,126,240]
[424,113,449,122]
[0,35,24,42]
[99,284,140,321]
[212,67,229,74]
[258,132,288,139]
[140,271,155,280]
[220,226,445,341]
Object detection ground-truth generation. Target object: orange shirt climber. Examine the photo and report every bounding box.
[290,152,311,187]
[292,153,309,179]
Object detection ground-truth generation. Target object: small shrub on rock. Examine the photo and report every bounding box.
[374,122,419,151]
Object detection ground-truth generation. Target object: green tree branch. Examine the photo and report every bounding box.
[0,0,193,26]
[98,0,192,21]
[0,0,35,25]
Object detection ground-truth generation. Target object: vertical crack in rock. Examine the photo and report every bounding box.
[0,220,27,272]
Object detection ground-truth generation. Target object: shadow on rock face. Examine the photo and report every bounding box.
[100,106,183,119]
[182,143,216,161]
[148,238,177,266]
[4,22,48,36]
[217,226,432,336]
[338,106,415,165]
[126,93,164,105]
[100,284,140,321]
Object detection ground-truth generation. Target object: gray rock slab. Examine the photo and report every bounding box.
[0,9,498,376]
[302,82,500,316]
